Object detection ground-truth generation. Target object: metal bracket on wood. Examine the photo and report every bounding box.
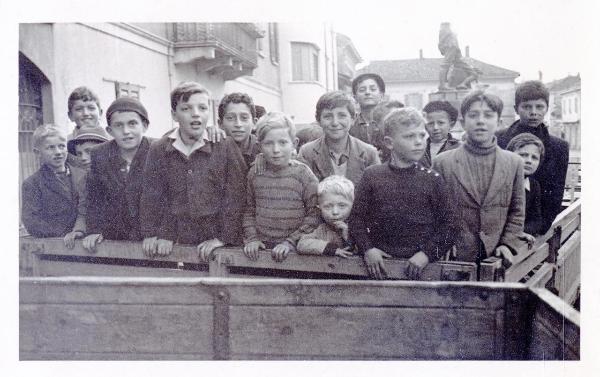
[212,287,230,360]
[479,257,504,281]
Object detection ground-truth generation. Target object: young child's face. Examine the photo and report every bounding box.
[319,192,353,225]
[463,100,500,145]
[425,111,452,143]
[515,99,548,128]
[172,93,211,141]
[107,111,147,152]
[384,122,427,164]
[36,135,67,172]
[69,100,101,129]
[220,102,255,144]
[260,128,297,168]
[74,141,101,169]
[355,79,383,109]
[319,106,353,142]
[515,144,541,177]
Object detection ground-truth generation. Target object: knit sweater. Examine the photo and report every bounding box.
[462,138,497,200]
[348,162,457,261]
[243,162,320,246]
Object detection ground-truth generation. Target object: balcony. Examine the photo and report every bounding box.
[172,23,264,80]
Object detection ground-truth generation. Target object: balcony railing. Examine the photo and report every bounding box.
[172,23,263,80]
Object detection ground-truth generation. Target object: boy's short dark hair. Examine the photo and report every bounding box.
[218,92,257,122]
[68,87,101,113]
[506,132,545,162]
[423,100,459,124]
[170,81,211,112]
[515,80,549,106]
[383,107,426,137]
[351,73,386,95]
[255,105,267,120]
[372,100,405,126]
[315,91,356,121]
[460,90,504,118]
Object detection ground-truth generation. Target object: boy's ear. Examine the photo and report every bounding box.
[171,109,178,122]
[293,137,299,149]
[67,111,74,122]
[106,125,114,137]
[33,148,40,157]
[383,135,394,151]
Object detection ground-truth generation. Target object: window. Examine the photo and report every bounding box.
[115,82,142,99]
[574,97,579,114]
[268,23,279,64]
[291,42,319,82]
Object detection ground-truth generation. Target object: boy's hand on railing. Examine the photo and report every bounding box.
[243,241,265,261]
[407,251,429,280]
[335,246,354,258]
[63,230,84,249]
[198,238,225,262]
[272,241,294,262]
[142,237,158,257]
[82,233,103,253]
[364,248,391,280]
[155,239,174,256]
[206,125,227,143]
[519,233,536,250]
[494,245,515,267]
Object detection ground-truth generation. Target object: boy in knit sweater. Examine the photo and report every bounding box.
[297,175,355,258]
[243,112,320,262]
[349,108,457,280]
[433,91,526,267]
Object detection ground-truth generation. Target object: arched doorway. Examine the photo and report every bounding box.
[19,52,52,183]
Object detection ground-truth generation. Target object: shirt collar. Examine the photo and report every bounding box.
[524,177,530,192]
[169,127,209,157]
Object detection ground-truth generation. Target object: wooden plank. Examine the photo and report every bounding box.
[20,277,214,305]
[536,200,581,246]
[228,305,502,360]
[525,263,554,289]
[35,258,208,278]
[221,279,512,309]
[504,243,549,282]
[555,231,581,304]
[527,288,580,360]
[560,215,581,244]
[211,249,477,281]
[20,303,214,358]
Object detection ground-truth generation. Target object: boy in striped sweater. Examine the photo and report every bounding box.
[243,112,320,262]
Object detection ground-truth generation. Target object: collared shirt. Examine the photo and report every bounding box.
[524,177,530,192]
[327,138,350,177]
[169,127,210,157]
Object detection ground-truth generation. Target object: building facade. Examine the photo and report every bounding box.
[19,22,353,184]
[546,74,581,151]
[357,49,520,129]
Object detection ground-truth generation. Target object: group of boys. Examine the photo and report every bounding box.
[21,73,569,280]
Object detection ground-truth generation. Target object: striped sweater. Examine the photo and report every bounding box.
[243,162,320,247]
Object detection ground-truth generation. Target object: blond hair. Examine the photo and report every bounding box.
[317,175,355,203]
[255,111,296,142]
[32,124,67,150]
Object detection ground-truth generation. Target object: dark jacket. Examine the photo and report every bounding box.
[297,135,380,187]
[497,121,569,233]
[140,132,246,245]
[86,137,153,241]
[22,163,87,237]
[525,177,545,236]
[419,134,461,168]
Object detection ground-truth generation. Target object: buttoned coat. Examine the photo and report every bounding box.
[21,163,87,238]
[297,135,380,186]
[86,137,152,241]
[432,145,525,262]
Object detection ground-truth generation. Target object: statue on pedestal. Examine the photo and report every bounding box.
[438,22,479,91]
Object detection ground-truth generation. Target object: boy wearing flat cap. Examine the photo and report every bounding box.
[67,126,110,171]
[82,96,155,252]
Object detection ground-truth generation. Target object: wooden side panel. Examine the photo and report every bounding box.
[555,231,581,305]
[504,243,549,282]
[20,278,216,360]
[527,288,580,360]
[228,306,502,360]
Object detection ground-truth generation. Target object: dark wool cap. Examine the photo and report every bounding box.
[106,96,150,126]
